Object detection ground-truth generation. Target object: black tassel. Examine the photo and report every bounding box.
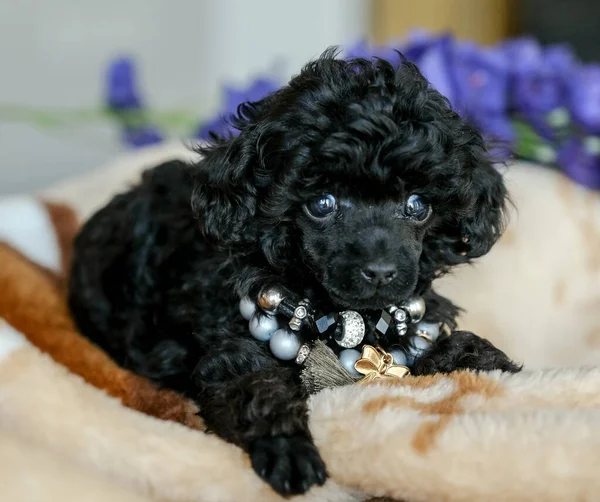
[300,340,360,394]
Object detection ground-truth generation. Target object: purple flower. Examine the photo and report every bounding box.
[408,35,456,106]
[558,137,600,190]
[511,75,563,143]
[402,31,443,64]
[223,78,280,112]
[122,126,164,148]
[106,57,142,110]
[195,114,236,141]
[105,56,165,148]
[498,37,542,74]
[451,41,508,117]
[545,44,577,74]
[196,77,280,140]
[474,113,515,143]
[568,64,600,134]
[346,35,456,104]
[511,42,573,121]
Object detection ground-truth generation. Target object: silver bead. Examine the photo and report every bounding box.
[336,310,365,348]
[249,313,278,341]
[396,322,408,336]
[390,348,408,366]
[295,343,311,364]
[409,334,431,357]
[239,297,256,320]
[289,300,309,331]
[269,328,302,360]
[402,295,426,323]
[257,287,284,314]
[339,349,361,376]
[415,321,440,341]
[393,309,407,323]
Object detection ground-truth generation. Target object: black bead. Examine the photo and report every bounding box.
[314,311,338,336]
[278,297,297,318]
[374,309,393,337]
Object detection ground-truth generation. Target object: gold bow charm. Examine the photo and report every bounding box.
[354,345,410,384]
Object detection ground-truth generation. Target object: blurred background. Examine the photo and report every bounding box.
[2,0,600,194]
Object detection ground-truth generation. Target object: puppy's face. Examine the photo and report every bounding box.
[297,187,430,310]
[193,52,507,309]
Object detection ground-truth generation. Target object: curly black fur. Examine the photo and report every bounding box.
[68,49,519,496]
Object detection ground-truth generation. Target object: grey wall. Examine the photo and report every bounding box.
[0,0,369,195]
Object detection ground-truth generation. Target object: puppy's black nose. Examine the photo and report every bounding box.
[360,262,397,286]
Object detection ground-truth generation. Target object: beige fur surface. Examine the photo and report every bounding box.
[0,433,154,502]
[2,321,600,501]
[436,162,600,369]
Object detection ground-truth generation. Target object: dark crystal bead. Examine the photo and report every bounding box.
[333,320,344,341]
[314,311,339,336]
[374,309,392,337]
[278,297,297,318]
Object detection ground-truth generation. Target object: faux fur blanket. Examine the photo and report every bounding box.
[2,194,600,502]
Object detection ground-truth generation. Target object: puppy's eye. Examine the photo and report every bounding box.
[405,194,431,222]
[305,194,337,218]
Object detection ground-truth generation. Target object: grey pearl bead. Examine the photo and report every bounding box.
[249,314,278,341]
[415,321,440,341]
[239,297,256,321]
[409,335,432,356]
[339,349,361,376]
[269,329,302,360]
[390,349,408,366]
[403,295,426,323]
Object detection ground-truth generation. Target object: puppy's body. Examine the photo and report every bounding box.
[70,163,328,493]
[69,52,519,495]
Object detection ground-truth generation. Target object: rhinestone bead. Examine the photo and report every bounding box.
[295,343,311,364]
[335,310,365,348]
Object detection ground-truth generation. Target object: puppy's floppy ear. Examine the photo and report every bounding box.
[191,101,275,247]
[420,131,508,284]
[191,136,259,246]
[456,148,508,259]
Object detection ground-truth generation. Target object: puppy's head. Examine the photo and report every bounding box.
[192,49,507,310]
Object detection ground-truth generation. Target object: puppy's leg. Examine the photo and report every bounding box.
[193,338,326,495]
[412,331,521,375]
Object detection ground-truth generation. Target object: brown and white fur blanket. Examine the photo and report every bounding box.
[2,142,600,502]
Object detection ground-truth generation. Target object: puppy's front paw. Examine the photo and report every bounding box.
[250,435,327,495]
[412,331,521,375]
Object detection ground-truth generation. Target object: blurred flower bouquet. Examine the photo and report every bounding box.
[107,32,600,190]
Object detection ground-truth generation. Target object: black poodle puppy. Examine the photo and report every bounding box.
[68,50,519,496]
